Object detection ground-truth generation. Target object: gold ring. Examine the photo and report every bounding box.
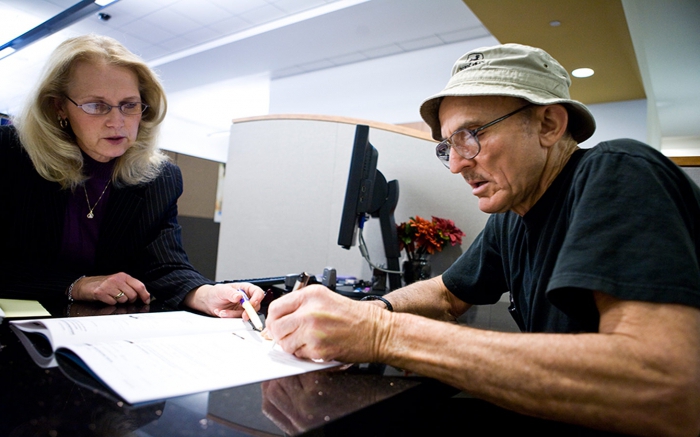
[115,291,125,299]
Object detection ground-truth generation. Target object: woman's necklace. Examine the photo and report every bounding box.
[83,180,111,219]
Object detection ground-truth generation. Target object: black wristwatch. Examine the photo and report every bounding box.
[360,295,393,312]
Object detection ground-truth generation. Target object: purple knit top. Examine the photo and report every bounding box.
[59,154,115,270]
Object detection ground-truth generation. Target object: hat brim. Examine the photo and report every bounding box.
[419,85,596,144]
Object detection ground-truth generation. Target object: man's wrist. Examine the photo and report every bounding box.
[360,295,393,312]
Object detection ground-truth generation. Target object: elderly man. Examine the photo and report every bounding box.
[265,44,700,437]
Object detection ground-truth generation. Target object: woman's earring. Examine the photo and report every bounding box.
[58,117,68,129]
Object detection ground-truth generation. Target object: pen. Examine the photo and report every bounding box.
[292,272,310,291]
[269,273,309,350]
[239,290,264,331]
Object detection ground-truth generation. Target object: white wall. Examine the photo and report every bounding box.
[582,99,647,147]
[159,74,271,162]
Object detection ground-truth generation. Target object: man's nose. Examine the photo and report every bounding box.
[449,149,475,174]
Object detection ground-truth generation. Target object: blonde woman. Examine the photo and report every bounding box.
[0,34,263,319]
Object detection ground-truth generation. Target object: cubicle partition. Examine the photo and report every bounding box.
[215,115,489,285]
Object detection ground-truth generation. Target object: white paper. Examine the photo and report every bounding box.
[10,311,339,404]
[11,311,249,367]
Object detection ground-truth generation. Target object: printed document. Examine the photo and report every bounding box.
[10,311,339,404]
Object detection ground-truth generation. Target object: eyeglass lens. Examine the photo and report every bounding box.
[436,129,479,168]
[435,103,533,168]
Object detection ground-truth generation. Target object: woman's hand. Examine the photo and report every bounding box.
[184,283,265,318]
[71,273,151,305]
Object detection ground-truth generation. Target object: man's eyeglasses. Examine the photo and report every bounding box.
[435,103,534,168]
[65,95,149,116]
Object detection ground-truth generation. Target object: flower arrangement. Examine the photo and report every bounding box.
[396,216,465,260]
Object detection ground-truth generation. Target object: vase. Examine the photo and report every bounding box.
[402,258,431,285]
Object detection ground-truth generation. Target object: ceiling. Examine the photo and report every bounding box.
[0,0,698,155]
[466,0,700,152]
[466,0,645,105]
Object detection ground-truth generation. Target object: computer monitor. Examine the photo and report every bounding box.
[337,125,402,291]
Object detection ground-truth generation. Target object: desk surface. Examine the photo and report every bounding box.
[0,298,620,437]
[0,298,461,437]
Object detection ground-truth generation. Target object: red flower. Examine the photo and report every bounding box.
[432,216,465,247]
[396,215,464,259]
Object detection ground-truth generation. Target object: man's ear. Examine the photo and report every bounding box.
[538,104,569,147]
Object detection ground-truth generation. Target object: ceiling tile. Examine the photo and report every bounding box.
[239,4,287,26]
[397,35,444,52]
[158,35,199,52]
[168,0,233,27]
[362,44,404,59]
[206,15,255,35]
[329,51,368,66]
[118,18,177,45]
[209,0,271,15]
[272,65,307,78]
[97,30,153,57]
[272,0,331,14]
[140,8,203,35]
[105,0,170,18]
[297,58,336,72]
[133,43,173,62]
[438,26,491,44]
[67,11,137,36]
[180,26,226,47]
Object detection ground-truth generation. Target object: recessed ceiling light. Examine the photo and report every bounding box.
[572,68,594,78]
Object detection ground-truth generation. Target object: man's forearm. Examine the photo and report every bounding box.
[383,275,470,320]
[375,298,700,437]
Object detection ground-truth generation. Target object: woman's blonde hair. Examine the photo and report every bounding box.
[14,34,168,189]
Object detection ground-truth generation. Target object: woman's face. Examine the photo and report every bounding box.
[58,61,142,162]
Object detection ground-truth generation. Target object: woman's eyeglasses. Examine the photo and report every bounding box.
[64,95,149,116]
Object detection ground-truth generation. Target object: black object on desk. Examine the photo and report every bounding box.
[225,270,386,304]
[220,275,287,289]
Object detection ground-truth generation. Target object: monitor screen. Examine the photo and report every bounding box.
[337,125,377,249]
[337,125,401,291]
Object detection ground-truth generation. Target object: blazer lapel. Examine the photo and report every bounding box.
[40,183,68,255]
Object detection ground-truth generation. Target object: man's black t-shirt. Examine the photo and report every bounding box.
[442,139,700,333]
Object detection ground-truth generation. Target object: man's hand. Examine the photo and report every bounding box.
[265,285,392,363]
[185,283,265,318]
[72,273,150,305]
